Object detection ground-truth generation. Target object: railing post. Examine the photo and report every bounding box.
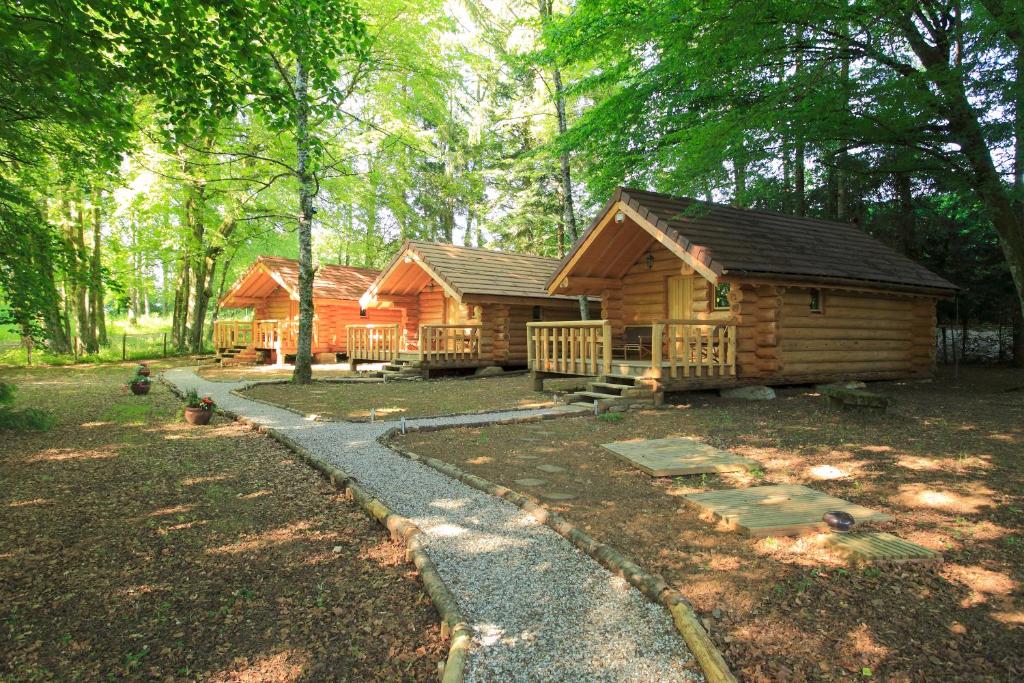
[652,322,664,378]
[392,324,400,361]
[527,324,534,369]
[602,320,612,375]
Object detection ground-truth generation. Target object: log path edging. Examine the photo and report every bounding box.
[161,375,470,682]
[382,425,736,683]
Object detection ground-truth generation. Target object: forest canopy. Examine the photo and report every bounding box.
[1,0,1022,372]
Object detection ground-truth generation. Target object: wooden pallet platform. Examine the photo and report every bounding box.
[822,532,942,564]
[601,437,759,477]
[684,484,892,537]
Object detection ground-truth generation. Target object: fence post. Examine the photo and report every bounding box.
[122,333,126,360]
[163,333,167,357]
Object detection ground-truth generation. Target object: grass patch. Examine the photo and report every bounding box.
[0,361,443,680]
[242,373,555,421]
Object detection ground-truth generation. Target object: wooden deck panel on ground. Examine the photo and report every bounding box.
[684,484,892,537]
[822,532,942,564]
[601,437,759,477]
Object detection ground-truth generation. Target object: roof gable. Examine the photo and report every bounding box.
[220,256,380,307]
[366,240,579,302]
[549,187,957,295]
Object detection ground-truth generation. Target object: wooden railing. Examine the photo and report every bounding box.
[347,323,401,361]
[254,320,309,355]
[527,320,612,376]
[213,320,254,350]
[419,324,482,363]
[655,319,737,379]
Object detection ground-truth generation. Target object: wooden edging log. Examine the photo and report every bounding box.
[382,428,737,683]
[158,374,470,683]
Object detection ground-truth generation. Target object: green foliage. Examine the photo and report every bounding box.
[0,381,53,431]
[184,388,201,408]
[597,411,624,422]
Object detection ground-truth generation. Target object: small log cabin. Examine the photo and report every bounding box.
[213,256,403,365]
[530,187,957,398]
[352,240,596,375]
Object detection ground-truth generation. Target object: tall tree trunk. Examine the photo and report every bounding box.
[207,251,235,343]
[73,199,96,353]
[894,170,916,257]
[172,247,190,352]
[32,201,70,353]
[539,0,585,319]
[733,149,747,208]
[90,202,107,346]
[293,57,316,385]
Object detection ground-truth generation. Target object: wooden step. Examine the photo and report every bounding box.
[600,374,637,386]
[588,381,629,394]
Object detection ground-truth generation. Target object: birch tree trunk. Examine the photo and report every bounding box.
[293,56,316,384]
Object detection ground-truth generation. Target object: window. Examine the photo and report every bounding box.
[359,307,368,318]
[532,305,542,321]
[713,283,731,310]
[809,288,823,313]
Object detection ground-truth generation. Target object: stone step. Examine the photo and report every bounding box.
[588,381,629,394]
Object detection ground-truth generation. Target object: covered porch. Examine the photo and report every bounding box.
[527,319,738,386]
[213,319,307,365]
[346,322,486,368]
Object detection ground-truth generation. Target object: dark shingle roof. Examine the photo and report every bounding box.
[572,187,957,294]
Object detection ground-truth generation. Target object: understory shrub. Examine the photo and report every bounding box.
[0,380,54,432]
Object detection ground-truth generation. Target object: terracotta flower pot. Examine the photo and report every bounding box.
[184,406,212,425]
[136,366,151,377]
[130,381,150,395]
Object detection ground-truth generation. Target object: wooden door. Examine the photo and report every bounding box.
[667,275,692,320]
[666,275,693,361]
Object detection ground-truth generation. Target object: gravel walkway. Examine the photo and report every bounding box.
[164,367,700,682]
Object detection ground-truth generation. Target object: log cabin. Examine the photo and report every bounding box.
[212,256,403,365]
[530,187,957,403]
[351,240,596,376]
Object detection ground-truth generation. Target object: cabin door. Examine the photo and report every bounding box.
[667,275,692,320]
[666,275,692,359]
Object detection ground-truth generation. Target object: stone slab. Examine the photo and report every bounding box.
[823,532,942,564]
[601,437,759,477]
[683,484,892,538]
[537,464,567,474]
[540,492,577,502]
[513,478,547,487]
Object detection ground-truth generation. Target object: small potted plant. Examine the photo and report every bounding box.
[128,374,151,395]
[136,363,151,377]
[183,388,215,425]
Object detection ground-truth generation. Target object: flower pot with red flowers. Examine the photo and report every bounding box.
[183,388,215,425]
[128,374,151,395]
[136,363,151,377]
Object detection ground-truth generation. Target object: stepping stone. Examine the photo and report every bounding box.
[822,532,942,565]
[536,464,567,474]
[684,484,892,538]
[601,437,759,477]
[540,492,577,502]
[513,478,547,487]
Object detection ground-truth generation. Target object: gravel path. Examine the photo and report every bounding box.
[164,367,701,682]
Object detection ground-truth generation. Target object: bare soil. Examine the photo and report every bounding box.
[242,374,556,421]
[1,361,444,682]
[398,366,1024,682]
[196,365,361,382]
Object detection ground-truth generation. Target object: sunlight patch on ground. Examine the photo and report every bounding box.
[28,448,117,463]
[208,522,313,555]
[239,490,272,500]
[147,504,194,517]
[858,445,893,453]
[943,564,1017,608]
[806,464,849,480]
[180,474,230,486]
[990,610,1024,626]
[159,520,208,535]
[7,497,52,508]
[466,455,493,465]
[208,650,308,683]
[892,483,994,514]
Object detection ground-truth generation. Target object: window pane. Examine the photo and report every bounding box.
[714,283,730,309]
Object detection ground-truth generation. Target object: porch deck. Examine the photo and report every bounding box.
[347,323,491,368]
[527,319,738,387]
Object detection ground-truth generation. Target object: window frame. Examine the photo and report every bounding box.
[713,283,731,311]
[359,306,368,318]
[809,288,824,314]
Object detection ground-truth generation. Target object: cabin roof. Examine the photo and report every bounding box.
[549,187,957,296]
[365,240,582,303]
[219,256,379,308]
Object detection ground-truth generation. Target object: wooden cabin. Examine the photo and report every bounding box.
[530,187,957,399]
[213,256,403,365]
[351,240,596,376]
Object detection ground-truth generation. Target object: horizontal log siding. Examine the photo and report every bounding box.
[317,302,404,353]
[778,288,936,379]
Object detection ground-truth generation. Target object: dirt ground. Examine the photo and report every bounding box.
[242,373,556,421]
[398,366,1024,682]
[0,362,444,682]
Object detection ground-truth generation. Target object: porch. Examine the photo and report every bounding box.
[526,319,738,386]
[346,323,487,368]
[212,319,306,365]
